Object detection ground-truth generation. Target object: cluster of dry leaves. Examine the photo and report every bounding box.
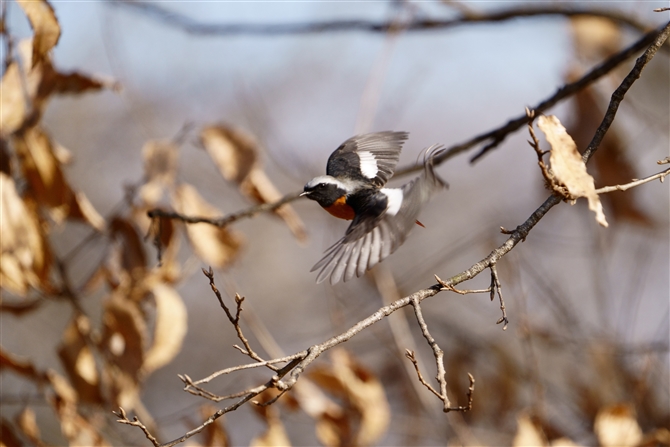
[1,3,668,447]
[0,3,391,446]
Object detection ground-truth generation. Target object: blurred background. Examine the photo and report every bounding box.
[2,1,668,446]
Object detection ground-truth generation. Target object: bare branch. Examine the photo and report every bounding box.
[113,408,160,447]
[113,2,658,38]
[408,295,474,412]
[201,267,272,368]
[148,191,302,228]
[582,21,670,163]
[595,167,670,194]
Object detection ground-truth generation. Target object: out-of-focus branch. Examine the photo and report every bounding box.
[113,2,659,38]
[119,18,670,447]
[147,21,665,233]
[147,191,302,227]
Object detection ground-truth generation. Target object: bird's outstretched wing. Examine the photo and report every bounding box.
[313,145,446,284]
[326,131,408,187]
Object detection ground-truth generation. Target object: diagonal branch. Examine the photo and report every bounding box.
[120,17,670,447]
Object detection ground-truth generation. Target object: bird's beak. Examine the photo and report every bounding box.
[300,191,310,197]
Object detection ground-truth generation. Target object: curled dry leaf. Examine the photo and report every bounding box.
[12,126,105,230]
[47,370,111,447]
[99,293,146,379]
[200,124,306,241]
[291,379,346,447]
[308,348,390,447]
[0,172,52,296]
[139,140,179,206]
[16,0,61,67]
[172,183,243,269]
[538,115,608,227]
[141,283,187,376]
[17,407,43,446]
[512,414,548,447]
[57,315,103,404]
[594,403,642,447]
[0,39,118,137]
[109,217,148,280]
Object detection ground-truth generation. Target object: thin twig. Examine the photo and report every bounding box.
[595,167,670,194]
[113,408,160,447]
[201,267,273,368]
[409,295,473,412]
[490,265,509,331]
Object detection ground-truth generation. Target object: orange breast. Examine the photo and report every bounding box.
[324,196,355,220]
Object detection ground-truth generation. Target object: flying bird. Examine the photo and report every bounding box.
[302,131,446,284]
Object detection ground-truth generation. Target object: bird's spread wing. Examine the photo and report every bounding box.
[313,145,446,284]
[326,131,408,187]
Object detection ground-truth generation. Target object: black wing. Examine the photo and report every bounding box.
[313,145,446,284]
[326,131,408,187]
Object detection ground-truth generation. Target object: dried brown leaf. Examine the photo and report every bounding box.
[242,168,307,242]
[0,38,117,137]
[172,183,243,269]
[309,349,390,447]
[291,379,345,447]
[109,217,147,279]
[12,126,104,229]
[512,414,548,447]
[16,0,60,67]
[594,404,642,447]
[0,172,52,296]
[142,283,187,375]
[47,370,111,447]
[201,124,306,241]
[200,125,258,184]
[139,140,179,206]
[16,407,43,446]
[99,293,146,379]
[539,115,608,227]
[57,315,103,404]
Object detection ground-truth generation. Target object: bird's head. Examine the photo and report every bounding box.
[302,175,349,208]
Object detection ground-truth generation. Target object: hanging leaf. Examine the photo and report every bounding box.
[309,349,390,446]
[141,283,187,376]
[538,115,608,227]
[0,172,52,295]
[12,126,105,229]
[594,404,642,447]
[172,183,243,269]
[57,315,103,404]
[16,0,60,67]
[200,124,306,241]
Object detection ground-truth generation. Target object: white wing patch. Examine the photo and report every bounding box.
[381,188,403,216]
[358,151,378,179]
